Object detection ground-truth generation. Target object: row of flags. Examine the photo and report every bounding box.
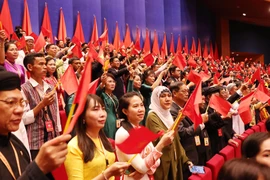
[1,0,218,59]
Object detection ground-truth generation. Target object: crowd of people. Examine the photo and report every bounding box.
[1,24,270,180]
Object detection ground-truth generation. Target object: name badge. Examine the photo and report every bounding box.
[194,136,201,146]
[116,119,121,128]
[204,137,209,146]
[218,129,223,137]
[45,120,54,132]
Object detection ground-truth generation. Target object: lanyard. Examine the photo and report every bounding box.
[0,141,22,179]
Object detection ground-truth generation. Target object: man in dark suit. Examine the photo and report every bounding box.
[169,82,209,178]
[108,56,132,100]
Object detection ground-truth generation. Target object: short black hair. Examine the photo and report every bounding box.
[68,57,80,64]
[169,81,184,96]
[109,56,118,63]
[169,65,177,75]
[23,53,45,71]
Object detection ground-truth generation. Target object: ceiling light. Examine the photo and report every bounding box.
[243,13,246,16]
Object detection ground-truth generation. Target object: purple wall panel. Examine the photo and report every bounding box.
[180,0,197,49]
[164,0,181,49]
[145,0,165,47]
[124,0,146,46]
[0,0,216,48]
[101,0,125,43]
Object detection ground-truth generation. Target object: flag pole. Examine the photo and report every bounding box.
[63,103,76,133]
[172,111,183,131]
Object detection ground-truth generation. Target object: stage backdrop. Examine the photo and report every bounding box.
[0,0,216,50]
[230,20,270,64]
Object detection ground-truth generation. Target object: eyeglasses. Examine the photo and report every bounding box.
[0,98,29,108]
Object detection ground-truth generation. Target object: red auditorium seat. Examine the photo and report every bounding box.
[206,154,225,180]
[219,145,235,161]
[258,121,266,132]
[188,166,212,180]
[251,125,260,132]
[228,138,242,158]
[239,128,255,141]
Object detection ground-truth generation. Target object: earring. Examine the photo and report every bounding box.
[83,119,85,124]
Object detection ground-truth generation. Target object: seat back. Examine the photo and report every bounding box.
[251,125,260,132]
[258,122,266,132]
[229,138,242,158]
[219,145,235,161]
[206,154,225,180]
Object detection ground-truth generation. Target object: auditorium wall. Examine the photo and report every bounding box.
[230,20,270,64]
[0,0,216,50]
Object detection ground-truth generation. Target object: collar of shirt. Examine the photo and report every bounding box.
[29,78,51,93]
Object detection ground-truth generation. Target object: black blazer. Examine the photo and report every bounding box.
[170,102,199,164]
[108,67,128,100]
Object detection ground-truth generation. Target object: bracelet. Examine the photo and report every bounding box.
[102,170,108,180]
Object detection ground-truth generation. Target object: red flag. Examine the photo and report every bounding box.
[203,42,208,59]
[250,68,261,84]
[160,32,168,59]
[173,53,186,71]
[30,32,38,41]
[96,47,105,66]
[184,36,188,54]
[65,59,92,134]
[197,39,202,57]
[116,126,162,154]
[143,28,151,54]
[213,74,219,84]
[188,56,197,68]
[57,8,67,42]
[41,3,53,43]
[199,71,211,82]
[88,78,100,94]
[74,12,85,43]
[267,67,270,75]
[0,21,2,30]
[0,0,13,35]
[169,33,175,54]
[176,35,182,53]
[254,89,270,103]
[214,42,219,60]
[187,70,202,84]
[143,53,155,67]
[190,37,196,55]
[15,36,26,50]
[134,26,141,50]
[87,43,99,60]
[124,24,132,48]
[238,92,254,124]
[99,29,108,42]
[11,32,19,41]
[209,94,232,117]
[22,0,32,35]
[34,32,46,52]
[220,77,231,84]
[152,30,159,55]
[113,21,121,51]
[258,80,269,95]
[90,15,99,46]
[182,81,203,129]
[70,36,83,58]
[61,65,78,95]
[209,42,214,58]
[202,60,208,74]
[101,18,109,47]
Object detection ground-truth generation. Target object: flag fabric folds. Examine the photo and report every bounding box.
[143,53,155,67]
[116,126,162,154]
[41,3,53,43]
[176,35,182,53]
[22,0,32,35]
[34,32,46,52]
[90,15,99,46]
[152,30,159,56]
[124,24,132,48]
[74,12,85,43]
[182,82,203,129]
[169,33,175,54]
[143,28,151,54]
[238,92,254,124]
[58,8,67,42]
[113,22,121,51]
[209,94,232,117]
[60,65,78,95]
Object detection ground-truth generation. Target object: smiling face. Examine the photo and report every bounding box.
[0,89,24,135]
[133,75,142,89]
[122,95,145,126]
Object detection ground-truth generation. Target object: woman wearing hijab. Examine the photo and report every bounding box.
[115,92,175,180]
[146,86,192,180]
